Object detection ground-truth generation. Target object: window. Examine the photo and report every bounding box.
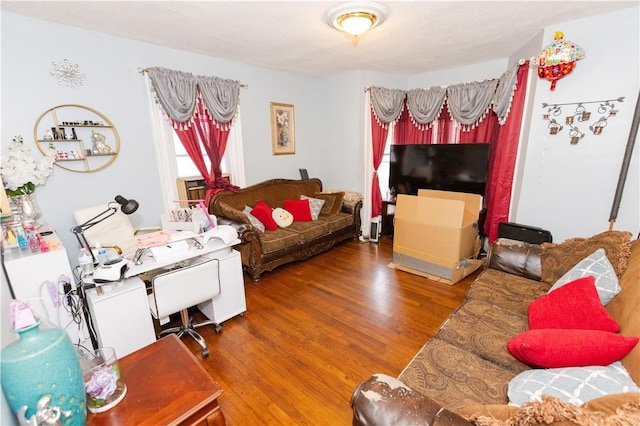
[378,127,394,199]
[172,132,232,178]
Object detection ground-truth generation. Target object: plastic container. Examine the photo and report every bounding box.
[95,243,108,265]
[9,222,28,248]
[78,248,94,276]
[27,230,39,252]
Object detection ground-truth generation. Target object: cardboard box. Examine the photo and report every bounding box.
[392,190,483,284]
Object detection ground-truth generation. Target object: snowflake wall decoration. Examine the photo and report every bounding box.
[50,59,86,88]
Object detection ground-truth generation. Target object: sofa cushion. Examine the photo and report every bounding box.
[258,228,303,254]
[507,329,638,368]
[316,192,344,216]
[272,207,293,228]
[317,212,353,233]
[300,195,325,220]
[540,230,632,284]
[436,300,529,374]
[528,276,620,333]
[549,248,620,305]
[606,239,640,387]
[464,269,551,315]
[284,199,313,222]
[251,200,278,231]
[507,362,640,407]
[285,220,331,240]
[398,339,516,413]
[242,205,265,232]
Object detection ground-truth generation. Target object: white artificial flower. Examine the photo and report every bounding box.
[1,136,56,196]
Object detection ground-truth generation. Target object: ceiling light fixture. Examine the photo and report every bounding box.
[326,2,387,38]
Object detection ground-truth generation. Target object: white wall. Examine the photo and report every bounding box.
[1,6,639,424]
[408,58,508,87]
[1,12,326,263]
[515,8,640,241]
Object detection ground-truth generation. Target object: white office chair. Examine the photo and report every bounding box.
[148,257,222,358]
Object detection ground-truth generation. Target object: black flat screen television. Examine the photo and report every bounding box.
[389,143,491,196]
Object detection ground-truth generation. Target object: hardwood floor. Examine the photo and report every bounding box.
[172,237,481,425]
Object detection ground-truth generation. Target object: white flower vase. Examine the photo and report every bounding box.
[9,194,42,221]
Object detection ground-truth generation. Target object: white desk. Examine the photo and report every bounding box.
[84,229,246,357]
[2,228,91,347]
[124,232,241,278]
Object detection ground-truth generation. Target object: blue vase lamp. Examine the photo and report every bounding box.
[1,318,86,425]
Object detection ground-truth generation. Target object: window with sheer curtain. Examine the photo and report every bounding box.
[142,67,246,210]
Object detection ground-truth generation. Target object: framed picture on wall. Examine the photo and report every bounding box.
[270,102,295,155]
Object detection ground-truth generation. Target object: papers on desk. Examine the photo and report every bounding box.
[149,239,190,263]
[146,226,237,263]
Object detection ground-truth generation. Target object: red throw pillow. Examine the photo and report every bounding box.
[250,200,278,231]
[284,199,312,222]
[507,329,639,368]
[528,276,620,332]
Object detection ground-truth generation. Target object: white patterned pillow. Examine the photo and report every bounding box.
[242,205,265,232]
[549,248,620,305]
[300,195,325,220]
[508,362,640,406]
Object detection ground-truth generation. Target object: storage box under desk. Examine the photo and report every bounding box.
[85,276,156,358]
[197,249,246,324]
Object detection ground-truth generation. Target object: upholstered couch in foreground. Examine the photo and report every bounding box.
[351,231,640,425]
[209,178,362,281]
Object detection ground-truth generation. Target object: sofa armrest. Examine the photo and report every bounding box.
[216,217,255,239]
[485,239,542,281]
[351,374,472,426]
[342,199,363,237]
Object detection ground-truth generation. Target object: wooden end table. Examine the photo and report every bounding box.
[86,334,225,426]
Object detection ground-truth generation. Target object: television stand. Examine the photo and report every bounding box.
[381,199,396,237]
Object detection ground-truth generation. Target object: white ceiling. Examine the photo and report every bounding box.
[2,1,637,76]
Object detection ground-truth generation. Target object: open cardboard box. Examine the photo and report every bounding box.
[391,189,483,285]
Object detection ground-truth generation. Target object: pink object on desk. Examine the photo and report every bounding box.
[136,230,172,248]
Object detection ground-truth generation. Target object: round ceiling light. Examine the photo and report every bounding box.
[326,2,387,37]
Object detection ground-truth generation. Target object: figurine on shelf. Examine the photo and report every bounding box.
[91,130,113,155]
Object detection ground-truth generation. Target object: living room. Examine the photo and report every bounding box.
[1,2,639,424]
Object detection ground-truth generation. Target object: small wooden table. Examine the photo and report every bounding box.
[86,335,225,426]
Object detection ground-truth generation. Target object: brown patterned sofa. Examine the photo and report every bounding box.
[209,178,362,281]
[351,231,640,425]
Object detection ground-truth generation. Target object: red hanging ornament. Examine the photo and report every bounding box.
[535,31,585,91]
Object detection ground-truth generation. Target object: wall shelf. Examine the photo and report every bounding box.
[33,104,120,173]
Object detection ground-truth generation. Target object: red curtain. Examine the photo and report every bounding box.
[484,63,530,242]
[172,99,236,206]
[371,107,390,217]
[394,101,432,144]
[390,64,529,241]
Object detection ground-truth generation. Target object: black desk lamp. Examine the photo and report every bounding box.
[71,195,139,263]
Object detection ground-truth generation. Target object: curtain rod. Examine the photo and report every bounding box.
[138,67,248,88]
[363,59,529,93]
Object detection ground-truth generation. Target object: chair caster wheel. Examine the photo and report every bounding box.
[202,348,210,358]
[215,324,222,334]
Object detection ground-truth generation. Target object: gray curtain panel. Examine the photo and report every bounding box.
[370,87,406,125]
[406,87,446,127]
[147,67,198,123]
[493,64,520,125]
[196,76,241,125]
[446,79,499,127]
[148,67,241,125]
